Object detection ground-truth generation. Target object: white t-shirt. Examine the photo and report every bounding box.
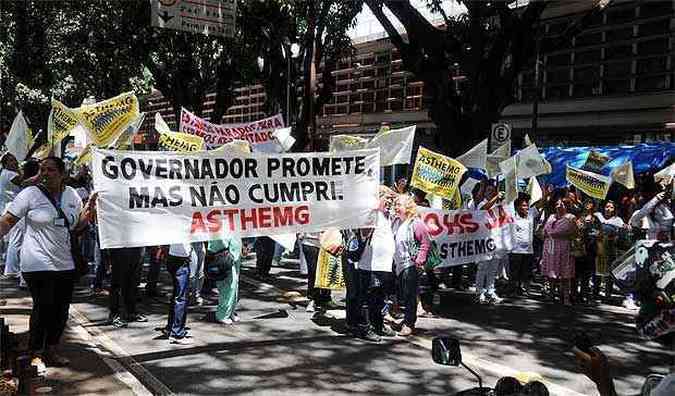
[0,169,20,213]
[358,211,395,272]
[7,186,83,272]
[169,243,193,258]
[510,206,539,254]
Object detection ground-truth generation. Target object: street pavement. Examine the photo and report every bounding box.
[2,255,672,395]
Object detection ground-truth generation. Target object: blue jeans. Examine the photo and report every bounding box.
[166,256,190,338]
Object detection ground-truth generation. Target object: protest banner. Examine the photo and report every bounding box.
[5,111,32,160]
[76,92,140,147]
[211,140,252,154]
[582,150,610,173]
[330,125,416,166]
[457,139,487,170]
[179,108,284,151]
[48,99,80,145]
[91,148,380,249]
[158,131,205,152]
[526,177,543,205]
[516,144,550,179]
[566,165,611,200]
[315,249,346,290]
[411,147,467,198]
[418,205,515,267]
[611,161,635,189]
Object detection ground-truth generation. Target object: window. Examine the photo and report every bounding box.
[547,21,569,35]
[604,62,632,78]
[637,57,667,75]
[573,83,599,98]
[389,100,403,112]
[350,93,361,104]
[390,87,403,99]
[605,44,633,60]
[574,65,600,83]
[546,68,570,83]
[547,53,571,66]
[636,75,668,91]
[604,79,631,94]
[376,52,391,65]
[546,84,569,100]
[605,27,633,42]
[638,20,671,37]
[575,32,602,47]
[637,38,668,56]
[607,7,635,24]
[640,2,673,18]
[362,80,375,90]
[335,105,348,115]
[575,49,601,64]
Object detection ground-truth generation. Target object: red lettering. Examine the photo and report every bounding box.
[190,212,208,234]
[274,117,283,128]
[258,207,272,228]
[222,209,238,231]
[240,208,258,230]
[273,206,294,226]
[295,205,310,224]
[206,209,223,233]
[460,213,480,233]
[423,213,443,237]
[443,214,465,235]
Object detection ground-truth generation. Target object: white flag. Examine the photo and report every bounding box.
[330,135,368,152]
[492,141,511,158]
[524,134,533,146]
[5,111,31,160]
[365,125,416,166]
[154,112,171,134]
[272,127,295,152]
[516,144,550,179]
[486,155,507,178]
[499,156,518,203]
[527,177,543,205]
[457,139,487,169]
[655,163,675,184]
[611,161,635,189]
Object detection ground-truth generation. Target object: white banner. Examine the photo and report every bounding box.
[457,139,487,170]
[330,125,416,166]
[419,205,515,267]
[516,144,550,179]
[179,108,284,152]
[6,111,32,161]
[92,148,380,249]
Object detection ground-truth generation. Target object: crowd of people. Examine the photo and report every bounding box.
[0,150,674,395]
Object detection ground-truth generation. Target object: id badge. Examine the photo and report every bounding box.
[54,218,66,227]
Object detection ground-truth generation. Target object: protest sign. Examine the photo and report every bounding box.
[158,131,205,152]
[499,156,518,203]
[92,148,380,249]
[457,139,487,170]
[582,150,610,173]
[411,147,467,198]
[611,161,635,189]
[566,165,611,200]
[516,144,550,179]
[330,125,416,166]
[527,177,543,205]
[76,92,140,147]
[418,205,514,267]
[272,127,295,152]
[48,99,80,145]
[5,111,32,160]
[179,108,284,151]
[315,249,346,290]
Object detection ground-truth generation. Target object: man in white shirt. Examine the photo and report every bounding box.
[509,196,539,295]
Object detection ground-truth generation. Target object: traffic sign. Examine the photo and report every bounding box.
[490,122,511,151]
[150,0,236,38]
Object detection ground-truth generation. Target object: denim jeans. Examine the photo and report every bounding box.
[476,258,500,296]
[189,242,206,300]
[166,256,190,338]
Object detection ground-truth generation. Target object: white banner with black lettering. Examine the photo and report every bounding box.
[419,206,515,267]
[92,148,380,249]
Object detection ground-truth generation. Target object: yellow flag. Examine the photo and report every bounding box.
[48,99,80,145]
[411,146,467,198]
[76,92,140,147]
[158,130,205,152]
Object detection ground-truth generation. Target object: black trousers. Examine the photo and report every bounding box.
[508,254,532,286]
[398,266,418,328]
[356,270,387,332]
[342,257,359,328]
[303,244,332,304]
[106,247,143,318]
[255,237,276,276]
[23,270,75,352]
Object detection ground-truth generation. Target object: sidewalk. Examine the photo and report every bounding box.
[0,272,142,396]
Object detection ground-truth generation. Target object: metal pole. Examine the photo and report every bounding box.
[286,46,291,126]
[531,36,542,140]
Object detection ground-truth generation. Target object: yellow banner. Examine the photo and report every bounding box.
[314,248,345,290]
[76,92,140,147]
[33,144,51,160]
[566,165,611,200]
[74,144,93,166]
[48,99,80,145]
[411,147,467,198]
[158,130,204,152]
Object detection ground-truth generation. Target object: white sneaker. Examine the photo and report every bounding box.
[169,336,193,345]
[478,293,487,304]
[622,297,639,310]
[231,312,240,322]
[306,300,316,312]
[488,294,503,304]
[468,286,477,293]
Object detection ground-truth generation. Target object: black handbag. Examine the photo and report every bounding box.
[205,243,234,281]
[37,186,89,278]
